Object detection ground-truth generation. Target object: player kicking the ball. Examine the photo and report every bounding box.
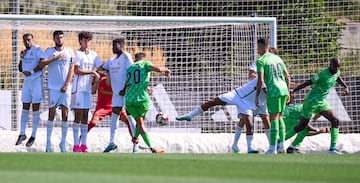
[176,78,270,154]
[125,52,171,154]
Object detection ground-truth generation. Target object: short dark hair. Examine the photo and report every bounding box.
[53,30,64,38]
[257,37,270,48]
[135,52,146,61]
[113,37,126,46]
[78,31,93,41]
[23,33,33,39]
[331,58,340,65]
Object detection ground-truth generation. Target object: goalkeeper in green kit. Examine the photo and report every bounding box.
[285,58,349,154]
[124,52,171,153]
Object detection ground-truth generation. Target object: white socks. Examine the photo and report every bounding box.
[246,135,254,152]
[73,122,80,145]
[20,109,29,135]
[60,121,68,145]
[232,125,242,147]
[46,120,54,144]
[127,115,136,138]
[80,124,88,145]
[31,111,40,137]
[187,106,203,118]
[109,113,119,144]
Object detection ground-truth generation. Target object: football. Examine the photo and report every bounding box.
[155,112,169,126]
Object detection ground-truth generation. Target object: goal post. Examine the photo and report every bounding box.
[0,14,277,47]
[0,14,277,133]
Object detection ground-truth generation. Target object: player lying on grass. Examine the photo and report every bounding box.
[283,103,329,154]
[176,77,270,154]
[125,52,171,154]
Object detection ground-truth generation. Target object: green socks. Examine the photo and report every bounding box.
[270,120,279,146]
[141,133,152,148]
[279,118,285,143]
[285,128,296,140]
[291,129,309,148]
[330,128,339,150]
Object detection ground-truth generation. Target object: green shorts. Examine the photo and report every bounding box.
[266,95,288,114]
[125,100,149,119]
[302,100,331,120]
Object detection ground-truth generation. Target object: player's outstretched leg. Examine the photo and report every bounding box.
[176,115,192,121]
[176,106,203,121]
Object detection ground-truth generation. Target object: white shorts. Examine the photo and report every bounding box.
[48,89,71,108]
[253,103,268,116]
[21,77,43,104]
[71,91,92,109]
[112,94,125,108]
[219,90,255,117]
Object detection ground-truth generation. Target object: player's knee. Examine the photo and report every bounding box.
[119,109,126,116]
[331,118,340,128]
[295,123,307,132]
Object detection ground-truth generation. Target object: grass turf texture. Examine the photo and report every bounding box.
[0,153,359,183]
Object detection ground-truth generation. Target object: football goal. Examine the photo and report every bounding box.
[0,14,276,133]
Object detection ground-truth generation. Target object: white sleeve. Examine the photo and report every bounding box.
[94,55,103,68]
[40,48,51,59]
[249,61,256,72]
[73,51,81,66]
[69,49,75,64]
[102,59,110,70]
[36,46,44,55]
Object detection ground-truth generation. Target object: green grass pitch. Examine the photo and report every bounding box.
[0,153,359,183]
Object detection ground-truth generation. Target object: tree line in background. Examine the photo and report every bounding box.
[1,0,359,75]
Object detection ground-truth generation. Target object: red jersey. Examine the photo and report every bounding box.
[95,77,112,110]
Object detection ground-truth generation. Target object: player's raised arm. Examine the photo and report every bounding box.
[150,65,171,78]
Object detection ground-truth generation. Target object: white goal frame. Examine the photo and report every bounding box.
[0,14,277,131]
[0,14,277,46]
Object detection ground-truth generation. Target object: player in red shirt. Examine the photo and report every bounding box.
[88,71,135,152]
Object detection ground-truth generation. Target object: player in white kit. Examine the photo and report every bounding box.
[39,30,75,152]
[15,33,44,147]
[71,31,102,153]
[101,38,136,153]
[176,78,268,153]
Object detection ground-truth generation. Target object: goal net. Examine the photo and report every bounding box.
[0,15,276,133]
